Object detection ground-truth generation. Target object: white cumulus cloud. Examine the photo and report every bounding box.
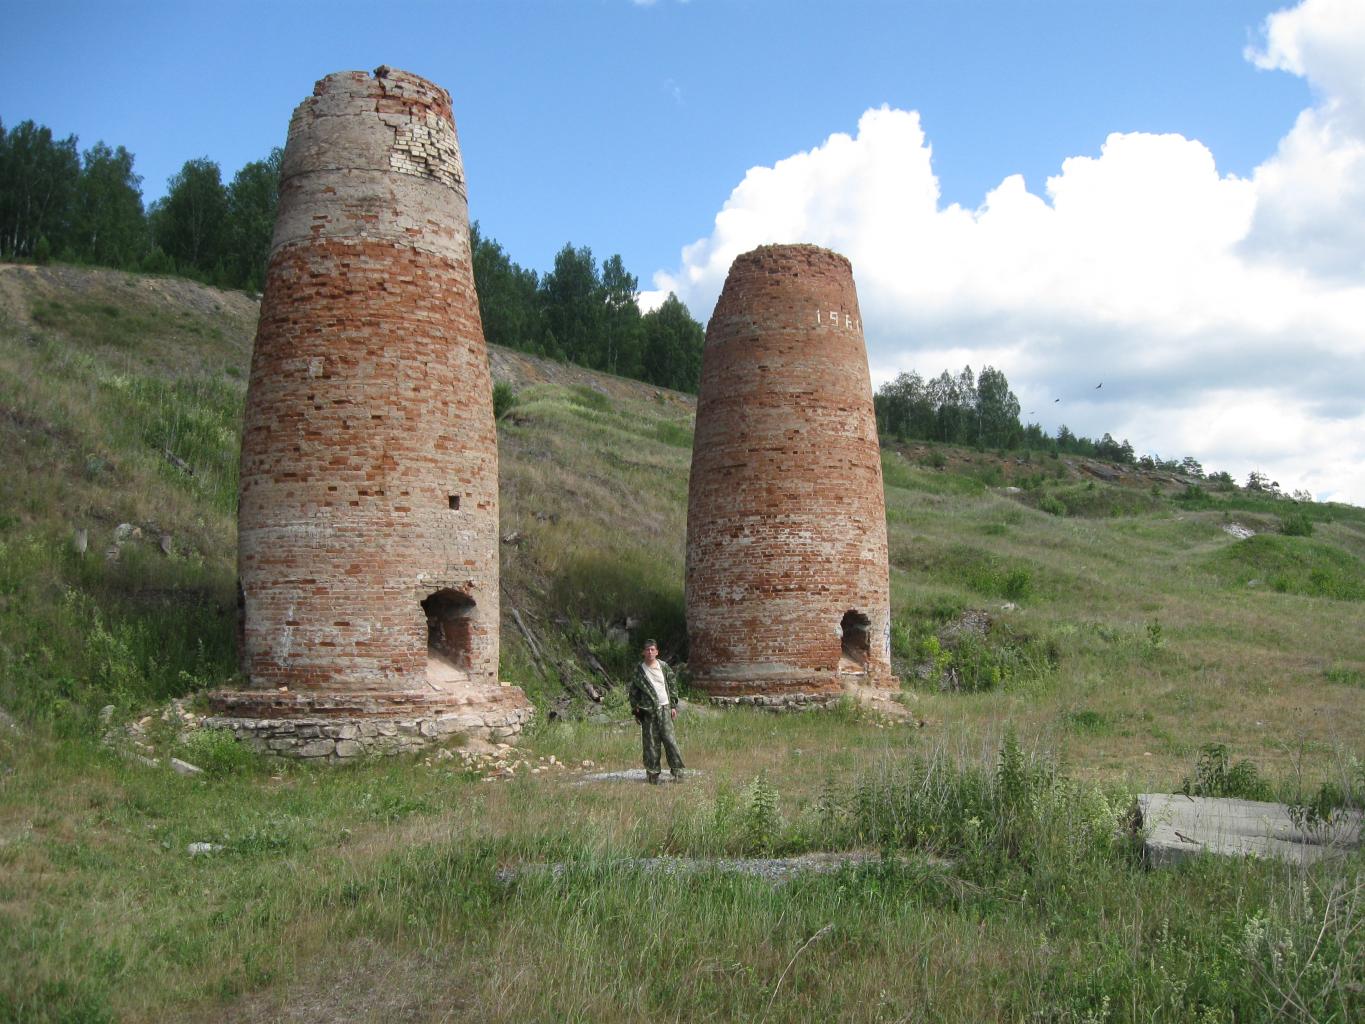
[650,0,1365,505]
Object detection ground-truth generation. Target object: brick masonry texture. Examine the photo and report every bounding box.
[215,67,529,742]
[686,244,894,702]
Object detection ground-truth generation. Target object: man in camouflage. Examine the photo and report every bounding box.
[629,639,685,783]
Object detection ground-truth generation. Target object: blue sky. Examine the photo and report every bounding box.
[4,1,1307,274]
[5,1,1364,503]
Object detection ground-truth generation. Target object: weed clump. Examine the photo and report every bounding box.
[1279,510,1314,536]
[1181,743,1272,801]
[492,380,517,420]
[176,728,258,777]
[900,610,1058,694]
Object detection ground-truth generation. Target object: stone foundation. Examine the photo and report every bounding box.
[206,681,532,761]
[704,692,844,711]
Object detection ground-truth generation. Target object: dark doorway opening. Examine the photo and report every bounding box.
[422,589,475,677]
[840,609,871,672]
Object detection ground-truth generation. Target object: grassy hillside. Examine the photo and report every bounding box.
[1,264,1362,1023]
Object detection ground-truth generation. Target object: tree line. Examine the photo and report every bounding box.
[0,118,282,290]
[472,228,703,392]
[0,116,707,393]
[874,366,1213,476]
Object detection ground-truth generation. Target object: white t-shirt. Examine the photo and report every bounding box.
[642,661,670,708]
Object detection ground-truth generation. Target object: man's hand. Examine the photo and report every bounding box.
[670,707,677,721]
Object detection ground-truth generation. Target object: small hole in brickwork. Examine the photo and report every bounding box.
[423,589,475,681]
[839,609,871,673]
[448,495,460,510]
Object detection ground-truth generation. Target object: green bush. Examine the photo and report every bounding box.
[176,728,259,777]
[1181,744,1272,801]
[1038,494,1066,516]
[492,381,517,420]
[1279,511,1314,536]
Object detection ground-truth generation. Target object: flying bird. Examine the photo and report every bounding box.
[1095,382,1103,389]
[1054,398,1061,403]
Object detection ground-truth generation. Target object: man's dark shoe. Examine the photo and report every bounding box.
[646,772,661,785]
[671,770,685,781]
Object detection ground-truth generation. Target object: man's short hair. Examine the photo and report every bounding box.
[643,638,659,649]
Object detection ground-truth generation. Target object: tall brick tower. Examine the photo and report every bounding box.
[686,244,894,707]
[209,68,530,760]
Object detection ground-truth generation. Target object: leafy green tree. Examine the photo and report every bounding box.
[599,253,643,378]
[72,141,145,268]
[539,243,602,366]
[874,370,937,440]
[469,222,543,353]
[641,293,704,393]
[225,148,282,290]
[976,365,1021,448]
[0,119,81,258]
[150,157,228,275]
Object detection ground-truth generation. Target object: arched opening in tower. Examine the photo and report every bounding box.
[839,609,871,673]
[422,589,475,684]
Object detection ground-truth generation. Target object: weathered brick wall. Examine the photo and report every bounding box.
[233,68,505,703]
[686,244,893,701]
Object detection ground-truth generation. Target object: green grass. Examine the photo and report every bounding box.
[1207,534,1365,601]
[3,265,1365,1022]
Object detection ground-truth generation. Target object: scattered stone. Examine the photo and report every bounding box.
[72,528,87,556]
[1222,522,1255,540]
[159,534,174,556]
[187,842,223,856]
[0,707,18,733]
[99,705,116,725]
[170,758,204,776]
[999,602,1018,612]
[1136,794,1363,867]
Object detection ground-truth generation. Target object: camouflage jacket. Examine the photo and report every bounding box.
[628,659,678,715]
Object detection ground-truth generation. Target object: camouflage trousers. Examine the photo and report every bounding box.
[639,707,684,777]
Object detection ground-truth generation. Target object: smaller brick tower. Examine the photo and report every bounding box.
[686,244,894,707]
[208,68,530,761]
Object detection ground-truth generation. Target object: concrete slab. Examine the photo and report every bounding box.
[495,850,912,885]
[576,769,698,785]
[1137,794,1363,867]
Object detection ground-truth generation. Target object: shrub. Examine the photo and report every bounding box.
[741,771,783,854]
[1038,494,1066,517]
[1181,743,1272,801]
[176,727,259,777]
[34,236,53,265]
[492,381,517,420]
[1001,568,1032,601]
[1279,511,1314,536]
